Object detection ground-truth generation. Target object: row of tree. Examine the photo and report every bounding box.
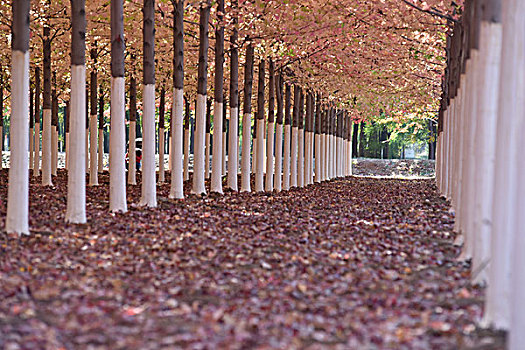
[6,0,357,236]
[436,0,524,347]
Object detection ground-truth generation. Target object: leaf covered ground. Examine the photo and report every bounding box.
[0,170,504,349]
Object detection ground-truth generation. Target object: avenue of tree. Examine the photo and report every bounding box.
[4,0,525,348]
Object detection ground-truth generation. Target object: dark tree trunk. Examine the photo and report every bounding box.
[29,78,33,129]
[284,84,291,126]
[159,87,165,130]
[111,0,125,79]
[243,44,254,117]
[143,0,155,86]
[214,0,224,105]
[352,122,358,157]
[293,85,300,128]
[197,2,211,96]
[98,85,104,131]
[173,0,184,90]
[184,95,190,131]
[358,121,365,157]
[43,20,51,111]
[206,97,211,135]
[35,67,41,126]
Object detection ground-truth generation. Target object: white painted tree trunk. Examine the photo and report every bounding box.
[282,124,291,190]
[170,88,184,199]
[192,94,207,195]
[33,122,40,176]
[159,128,165,183]
[482,0,522,332]
[211,101,224,193]
[315,133,321,182]
[222,130,227,176]
[29,127,33,169]
[472,23,501,286]
[240,112,252,192]
[89,114,98,185]
[509,0,525,345]
[252,139,257,175]
[184,128,190,181]
[65,132,69,170]
[98,129,104,172]
[472,21,501,296]
[128,120,136,185]
[298,129,304,187]
[265,121,274,192]
[205,132,211,179]
[42,108,52,185]
[304,132,311,184]
[227,107,239,191]
[65,65,87,223]
[52,125,57,175]
[140,84,157,207]
[109,77,127,212]
[85,127,89,173]
[274,123,283,191]
[290,126,298,187]
[6,50,29,234]
[255,119,264,192]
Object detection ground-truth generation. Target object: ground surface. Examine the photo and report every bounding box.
[352,158,435,178]
[0,167,504,349]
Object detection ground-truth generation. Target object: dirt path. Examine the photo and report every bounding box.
[0,171,502,349]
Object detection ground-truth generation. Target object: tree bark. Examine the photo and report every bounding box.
[227,0,239,191]
[240,43,254,192]
[192,0,211,195]
[110,0,128,212]
[211,0,224,193]
[34,67,41,176]
[140,0,157,207]
[89,48,98,185]
[6,0,30,234]
[170,0,184,199]
[255,59,265,192]
[274,74,283,191]
[159,86,166,183]
[265,59,275,192]
[128,76,137,184]
[65,0,87,223]
[282,83,291,190]
[42,11,53,186]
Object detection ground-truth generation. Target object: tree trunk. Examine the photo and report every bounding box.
[265,59,275,192]
[314,94,321,183]
[211,0,224,193]
[140,0,157,207]
[183,96,190,181]
[297,89,305,187]
[273,74,283,191]
[192,0,211,195]
[65,0,87,223]
[290,85,299,187]
[227,0,239,191]
[65,100,69,169]
[6,0,30,234]
[170,0,184,199]
[255,59,265,192]
[358,121,365,157]
[34,67,41,176]
[42,13,53,186]
[128,76,137,184]
[98,85,104,172]
[158,87,166,183]
[51,83,58,176]
[205,97,211,179]
[240,43,254,192]
[89,48,98,185]
[282,83,291,190]
[109,0,128,212]
[29,78,33,170]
